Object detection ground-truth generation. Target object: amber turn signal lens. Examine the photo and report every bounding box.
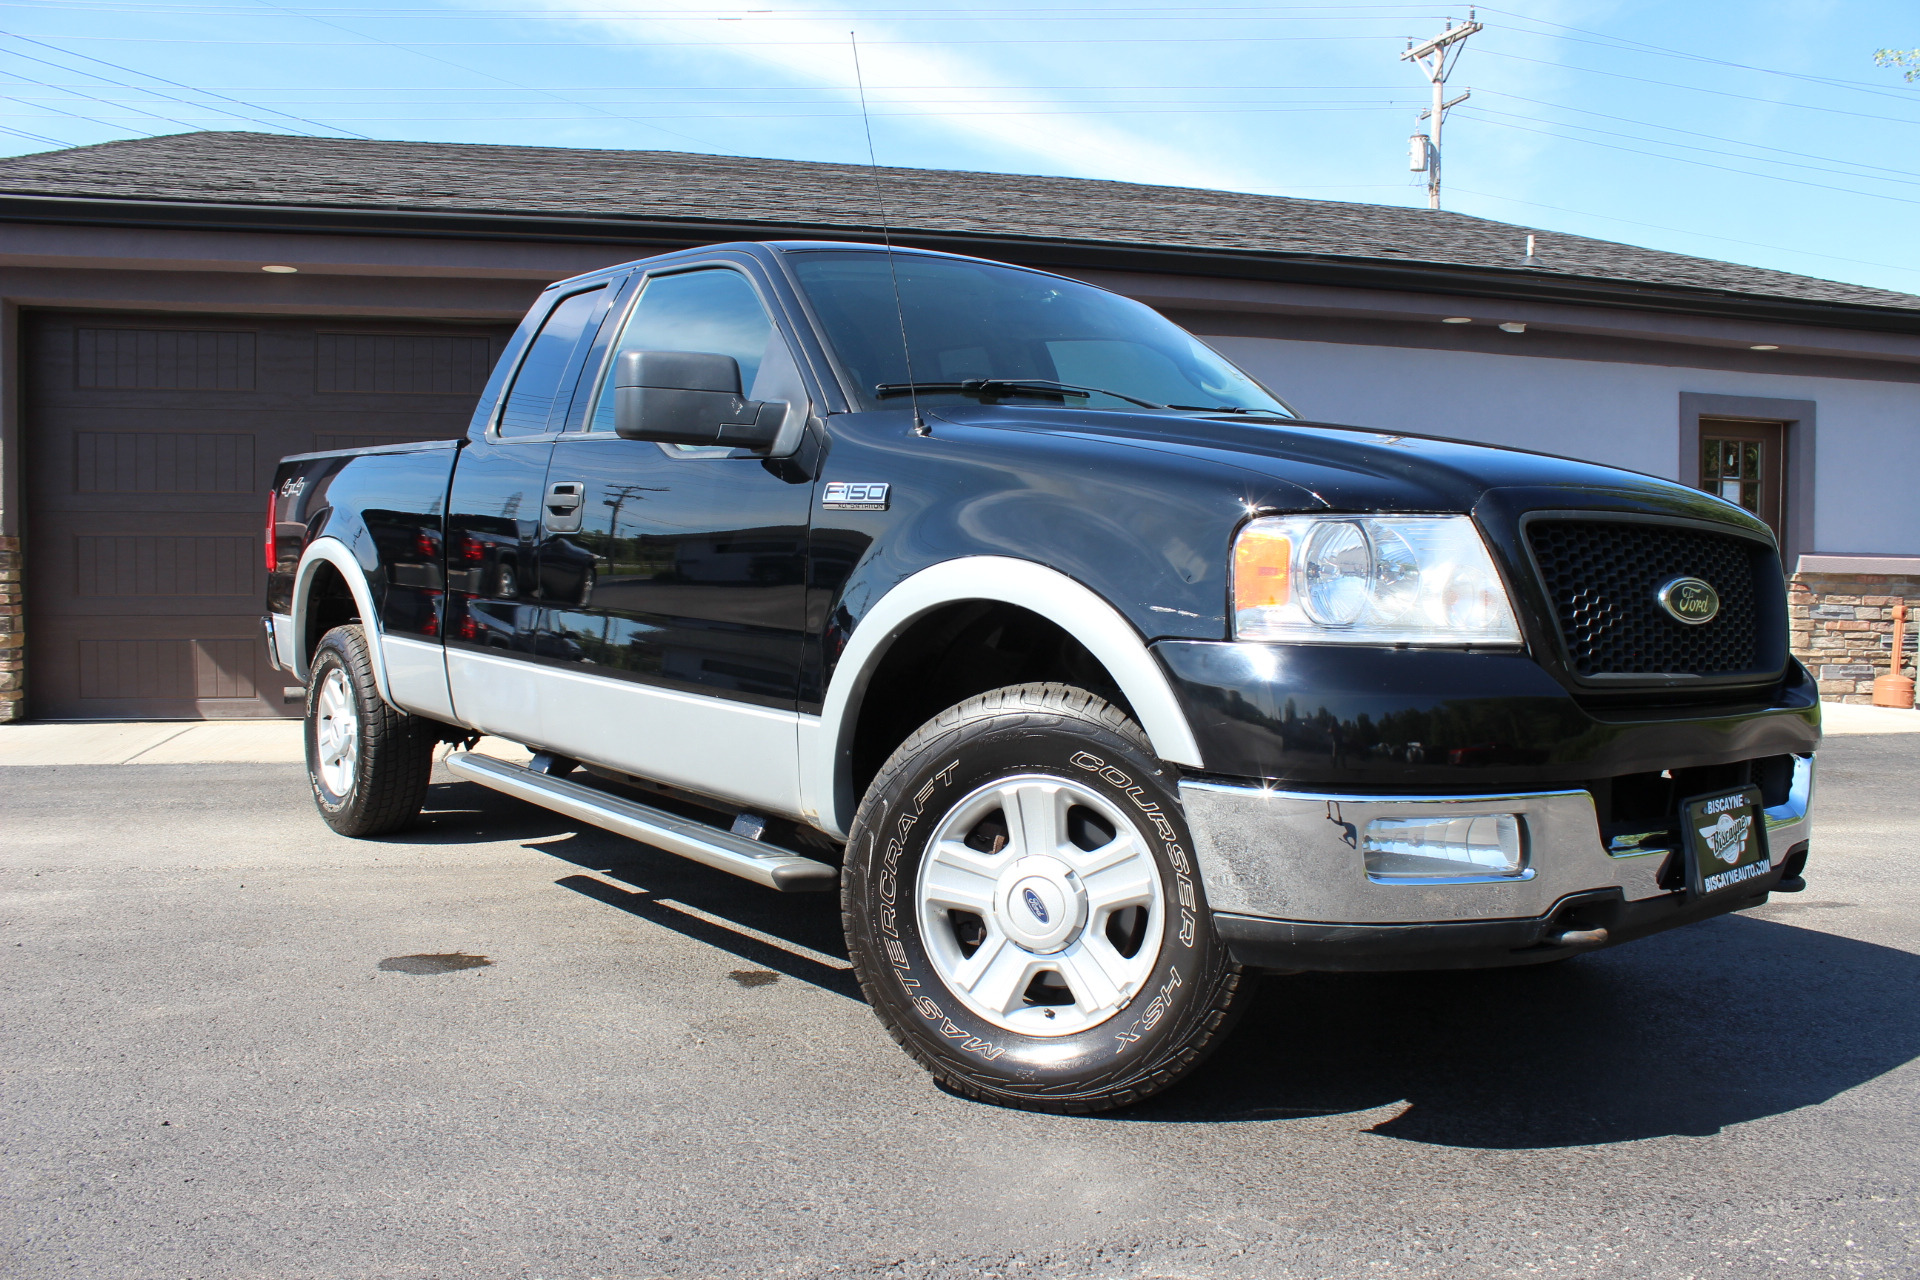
[1233,527,1292,611]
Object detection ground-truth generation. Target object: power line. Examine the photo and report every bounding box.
[21,33,1418,46]
[8,82,1422,91]
[243,0,734,152]
[1460,111,1920,208]
[0,43,203,129]
[0,65,166,134]
[0,31,332,136]
[1466,105,1920,190]
[1476,89,1920,182]
[2,29,358,135]
[0,117,64,144]
[1,104,1421,121]
[2,0,1912,121]
[1447,185,1920,280]
[0,2,1457,15]
[5,0,1917,110]
[5,78,1888,185]
[1475,48,1920,129]
[0,89,1421,104]
[1476,6,1920,103]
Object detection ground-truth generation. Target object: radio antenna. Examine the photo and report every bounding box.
[850,32,928,436]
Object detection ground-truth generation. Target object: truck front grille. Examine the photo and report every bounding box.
[1525,519,1782,679]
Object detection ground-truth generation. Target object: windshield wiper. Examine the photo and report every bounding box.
[873,377,1169,411]
[1167,403,1291,417]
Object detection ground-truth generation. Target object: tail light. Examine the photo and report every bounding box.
[265,488,278,572]
[445,593,480,642]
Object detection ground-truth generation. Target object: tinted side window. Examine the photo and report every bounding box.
[497,286,605,437]
[588,270,775,434]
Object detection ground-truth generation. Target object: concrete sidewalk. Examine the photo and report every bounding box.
[0,701,1910,767]
[0,718,531,766]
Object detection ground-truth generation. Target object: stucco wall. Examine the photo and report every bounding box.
[1204,336,1920,558]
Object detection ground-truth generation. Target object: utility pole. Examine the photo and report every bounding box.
[1402,11,1482,210]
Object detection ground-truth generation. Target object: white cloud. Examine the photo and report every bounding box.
[539,0,1269,191]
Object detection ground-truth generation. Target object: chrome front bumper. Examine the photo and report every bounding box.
[1180,755,1813,927]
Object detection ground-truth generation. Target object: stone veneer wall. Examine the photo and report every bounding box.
[1790,570,1920,705]
[0,536,19,722]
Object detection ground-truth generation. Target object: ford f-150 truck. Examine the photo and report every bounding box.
[265,240,1817,1113]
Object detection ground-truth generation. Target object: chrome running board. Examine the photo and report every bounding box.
[446,752,838,892]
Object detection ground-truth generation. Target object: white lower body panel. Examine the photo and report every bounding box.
[445,646,547,743]
[445,647,804,818]
[384,635,455,721]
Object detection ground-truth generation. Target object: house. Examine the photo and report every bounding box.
[0,131,1913,720]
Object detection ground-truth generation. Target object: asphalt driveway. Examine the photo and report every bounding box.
[3,722,1917,1279]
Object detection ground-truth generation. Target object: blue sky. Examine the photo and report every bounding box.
[2,0,1916,296]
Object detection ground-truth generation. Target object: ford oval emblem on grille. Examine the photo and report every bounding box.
[1656,576,1720,625]
[1022,887,1050,924]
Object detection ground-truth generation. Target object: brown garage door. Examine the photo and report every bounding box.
[25,311,515,720]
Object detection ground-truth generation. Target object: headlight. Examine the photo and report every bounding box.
[1232,514,1522,645]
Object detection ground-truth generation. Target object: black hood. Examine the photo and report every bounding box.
[930,403,1769,534]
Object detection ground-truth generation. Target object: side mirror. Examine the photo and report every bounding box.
[612,350,785,450]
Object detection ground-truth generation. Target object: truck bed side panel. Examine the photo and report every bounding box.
[269,440,461,715]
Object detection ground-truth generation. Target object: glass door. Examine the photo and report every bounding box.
[1699,418,1785,543]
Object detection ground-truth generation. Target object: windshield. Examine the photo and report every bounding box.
[786,250,1293,417]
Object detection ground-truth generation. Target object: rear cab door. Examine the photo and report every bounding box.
[443,275,624,742]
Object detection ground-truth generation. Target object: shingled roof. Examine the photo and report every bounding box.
[4,130,1916,318]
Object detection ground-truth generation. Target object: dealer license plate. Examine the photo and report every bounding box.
[1682,786,1771,899]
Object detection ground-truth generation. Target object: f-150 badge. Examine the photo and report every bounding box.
[822,481,889,511]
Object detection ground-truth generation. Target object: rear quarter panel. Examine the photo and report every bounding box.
[268,442,462,640]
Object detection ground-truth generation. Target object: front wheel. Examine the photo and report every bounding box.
[842,683,1248,1113]
[306,624,436,837]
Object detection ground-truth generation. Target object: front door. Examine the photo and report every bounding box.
[1698,418,1785,544]
[535,265,816,813]
[443,280,613,741]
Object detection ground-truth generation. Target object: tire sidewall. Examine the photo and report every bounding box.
[847,702,1227,1107]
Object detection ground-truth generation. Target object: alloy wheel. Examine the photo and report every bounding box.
[917,773,1166,1037]
[314,666,360,797]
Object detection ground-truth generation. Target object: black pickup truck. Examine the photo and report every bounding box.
[265,240,1817,1112]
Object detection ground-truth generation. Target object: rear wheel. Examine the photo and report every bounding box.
[842,682,1247,1113]
[305,624,436,837]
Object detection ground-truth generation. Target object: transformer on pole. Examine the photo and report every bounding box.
[1401,11,1481,209]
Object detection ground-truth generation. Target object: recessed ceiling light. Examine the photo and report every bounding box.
[1499,322,1528,333]
[261,264,298,274]
[1441,316,1472,324]
[1749,343,1779,351]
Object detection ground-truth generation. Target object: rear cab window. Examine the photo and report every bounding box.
[495,284,609,437]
